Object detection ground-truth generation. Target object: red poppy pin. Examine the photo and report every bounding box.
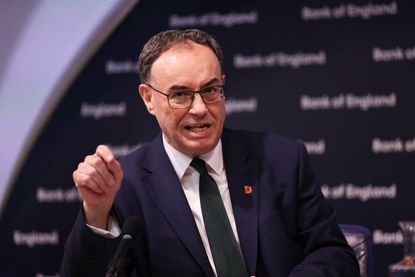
[244,185,253,195]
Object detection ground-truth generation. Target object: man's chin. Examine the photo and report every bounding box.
[182,140,217,157]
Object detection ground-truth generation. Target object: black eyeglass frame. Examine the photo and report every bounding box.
[145,83,225,109]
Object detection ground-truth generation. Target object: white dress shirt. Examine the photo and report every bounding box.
[163,136,241,276]
[88,135,241,276]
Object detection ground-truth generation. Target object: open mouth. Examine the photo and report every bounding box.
[185,124,211,132]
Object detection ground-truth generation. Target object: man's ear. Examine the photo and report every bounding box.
[138,84,155,115]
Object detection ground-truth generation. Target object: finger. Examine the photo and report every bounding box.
[107,159,123,184]
[96,144,116,164]
[77,186,105,206]
[78,159,114,193]
[95,145,123,185]
[84,155,117,188]
[73,170,105,195]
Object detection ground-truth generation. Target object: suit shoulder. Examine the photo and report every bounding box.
[224,128,305,152]
[118,142,151,172]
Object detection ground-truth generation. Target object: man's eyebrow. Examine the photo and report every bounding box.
[167,77,222,91]
[168,85,190,91]
[203,77,222,87]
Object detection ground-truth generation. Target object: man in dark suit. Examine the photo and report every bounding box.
[61,29,359,276]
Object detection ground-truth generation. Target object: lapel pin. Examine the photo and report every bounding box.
[244,185,253,195]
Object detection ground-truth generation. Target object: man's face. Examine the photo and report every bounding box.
[139,42,226,157]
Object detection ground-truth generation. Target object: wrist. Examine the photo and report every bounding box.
[82,201,111,229]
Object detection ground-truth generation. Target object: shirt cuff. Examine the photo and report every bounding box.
[86,214,121,238]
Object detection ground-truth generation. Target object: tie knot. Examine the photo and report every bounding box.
[190,158,208,175]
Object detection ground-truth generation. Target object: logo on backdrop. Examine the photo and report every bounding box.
[373,229,403,245]
[300,92,397,111]
[37,187,82,203]
[80,102,127,120]
[321,183,397,201]
[107,143,144,158]
[301,139,326,155]
[225,98,258,115]
[301,2,398,21]
[13,230,59,248]
[169,10,258,28]
[106,59,137,74]
[373,45,415,62]
[372,137,415,153]
[233,51,326,69]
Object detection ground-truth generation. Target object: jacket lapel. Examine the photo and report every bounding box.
[222,129,260,275]
[140,135,214,277]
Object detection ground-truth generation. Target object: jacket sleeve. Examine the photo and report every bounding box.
[60,209,121,277]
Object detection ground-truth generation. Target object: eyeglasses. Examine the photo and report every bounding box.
[146,83,225,109]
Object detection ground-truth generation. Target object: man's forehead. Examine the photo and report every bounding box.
[162,40,209,56]
[150,43,220,79]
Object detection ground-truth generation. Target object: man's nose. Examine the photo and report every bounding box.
[189,93,208,114]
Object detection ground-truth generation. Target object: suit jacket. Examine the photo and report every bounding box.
[61,129,359,276]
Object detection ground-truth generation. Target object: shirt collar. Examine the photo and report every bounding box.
[162,134,224,179]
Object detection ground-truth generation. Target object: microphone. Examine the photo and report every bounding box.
[106,216,141,277]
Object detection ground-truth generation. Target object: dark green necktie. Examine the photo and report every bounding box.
[190,158,248,277]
